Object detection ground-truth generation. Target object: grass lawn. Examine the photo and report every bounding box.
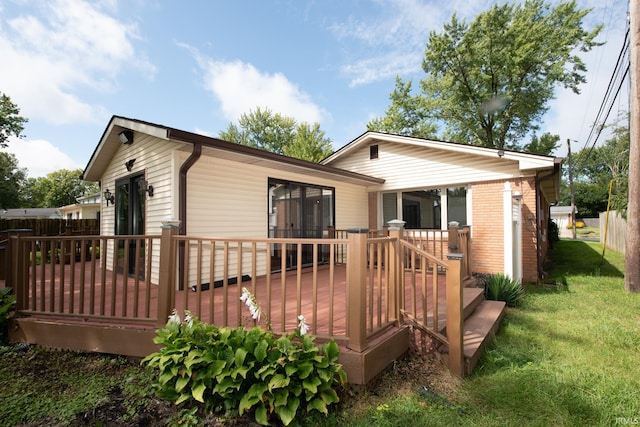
[1,240,638,426]
[341,239,640,426]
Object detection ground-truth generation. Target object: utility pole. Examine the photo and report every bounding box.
[567,138,577,240]
[627,0,640,292]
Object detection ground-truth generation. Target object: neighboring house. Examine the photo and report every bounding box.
[59,192,101,220]
[82,116,561,284]
[550,205,575,238]
[0,208,62,220]
[322,132,561,282]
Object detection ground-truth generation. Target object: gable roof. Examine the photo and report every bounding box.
[82,116,385,186]
[322,131,562,172]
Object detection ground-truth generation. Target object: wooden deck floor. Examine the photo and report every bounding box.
[5,260,447,340]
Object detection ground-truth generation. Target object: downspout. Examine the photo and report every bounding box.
[179,143,202,235]
[535,162,561,279]
[177,142,202,290]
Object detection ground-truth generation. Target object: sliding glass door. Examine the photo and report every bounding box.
[268,178,334,270]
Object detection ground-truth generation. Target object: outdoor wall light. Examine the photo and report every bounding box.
[103,189,115,206]
[125,158,136,171]
[138,179,154,198]
[497,150,505,158]
[119,129,134,145]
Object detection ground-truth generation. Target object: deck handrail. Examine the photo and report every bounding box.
[10,234,160,325]
[6,225,466,378]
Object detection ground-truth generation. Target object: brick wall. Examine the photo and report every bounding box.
[471,177,539,283]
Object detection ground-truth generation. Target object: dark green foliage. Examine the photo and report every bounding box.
[142,312,347,426]
[548,218,559,244]
[485,273,525,307]
[0,287,16,344]
[370,0,601,151]
[0,91,28,148]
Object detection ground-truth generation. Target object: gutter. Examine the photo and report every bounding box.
[535,161,562,278]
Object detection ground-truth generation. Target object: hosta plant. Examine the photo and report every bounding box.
[142,307,346,426]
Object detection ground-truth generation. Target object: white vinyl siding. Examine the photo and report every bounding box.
[100,133,182,284]
[330,142,529,191]
[182,152,369,237]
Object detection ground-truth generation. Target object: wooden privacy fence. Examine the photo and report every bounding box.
[5,225,467,379]
[0,218,99,236]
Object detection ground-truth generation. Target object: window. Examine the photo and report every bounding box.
[402,190,441,229]
[370,145,379,160]
[447,187,467,225]
[381,187,467,229]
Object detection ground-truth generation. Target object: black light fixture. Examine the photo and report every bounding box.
[119,129,134,145]
[125,158,136,171]
[138,179,154,198]
[103,188,115,206]
[497,150,505,158]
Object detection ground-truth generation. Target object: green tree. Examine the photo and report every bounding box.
[561,115,629,216]
[0,92,28,148]
[283,122,333,162]
[523,132,560,155]
[220,108,295,155]
[0,152,27,209]
[372,0,601,150]
[220,107,333,162]
[367,77,438,138]
[27,169,98,208]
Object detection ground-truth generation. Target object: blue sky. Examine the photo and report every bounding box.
[1,0,629,178]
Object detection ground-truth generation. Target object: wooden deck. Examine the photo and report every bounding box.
[6,261,447,338]
[4,228,483,383]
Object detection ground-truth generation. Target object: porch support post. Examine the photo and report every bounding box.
[157,220,180,327]
[446,253,465,377]
[347,228,368,352]
[503,182,514,278]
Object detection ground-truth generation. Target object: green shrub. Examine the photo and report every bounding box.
[485,273,525,307]
[548,218,559,243]
[566,221,585,229]
[0,287,16,344]
[142,310,346,426]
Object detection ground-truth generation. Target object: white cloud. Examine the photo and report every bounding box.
[0,0,155,125]
[6,137,82,178]
[182,44,327,125]
[330,0,494,86]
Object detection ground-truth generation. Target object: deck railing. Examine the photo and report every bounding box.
[10,234,160,326]
[6,225,467,378]
[167,234,351,344]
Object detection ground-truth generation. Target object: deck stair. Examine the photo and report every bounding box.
[430,287,506,375]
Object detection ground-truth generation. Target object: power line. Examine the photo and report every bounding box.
[574,25,630,170]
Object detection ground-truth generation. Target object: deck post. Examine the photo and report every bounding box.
[8,230,32,310]
[447,221,460,253]
[387,220,405,322]
[446,253,465,376]
[157,220,180,327]
[347,228,368,352]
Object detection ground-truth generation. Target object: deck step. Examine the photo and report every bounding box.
[429,287,485,334]
[462,299,506,374]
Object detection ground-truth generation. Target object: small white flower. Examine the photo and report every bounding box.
[297,314,310,335]
[168,309,181,325]
[240,287,250,303]
[184,311,193,328]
